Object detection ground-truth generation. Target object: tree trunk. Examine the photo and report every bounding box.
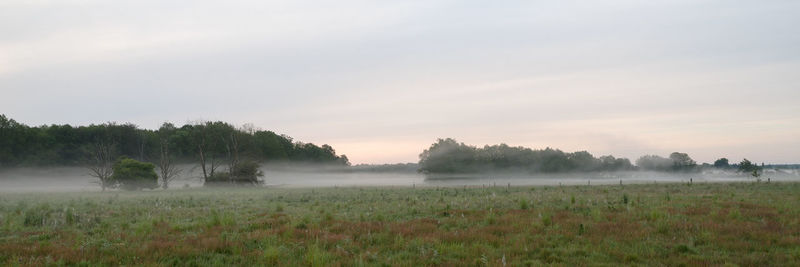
[198,144,208,182]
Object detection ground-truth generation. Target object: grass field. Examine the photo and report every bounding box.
[1,182,799,266]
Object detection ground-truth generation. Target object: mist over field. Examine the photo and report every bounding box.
[0,115,797,193]
[2,164,798,193]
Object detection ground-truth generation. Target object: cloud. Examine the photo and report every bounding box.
[1,0,799,164]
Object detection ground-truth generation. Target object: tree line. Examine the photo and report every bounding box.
[418,138,761,174]
[418,138,635,173]
[0,114,349,176]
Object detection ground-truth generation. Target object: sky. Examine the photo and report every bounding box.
[2,0,799,164]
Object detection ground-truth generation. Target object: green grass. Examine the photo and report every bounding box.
[1,182,799,266]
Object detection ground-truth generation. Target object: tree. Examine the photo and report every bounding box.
[669,152,697,171]
[568,151,598,171]
[111,157,158,190]
[418,138,477,173]
[252,131,291,160]
[229,160,264,185]
[536,148,571,172]
[224,130,241,180]
[157,123,181,189]
[187,122,230,183]
[751,168,762,179]
[738,158,762,178]
[635,155,673,171]
[598,155,634,171]
[338,154,351,166]
[88,141,116,191]
[713,158,729,168]
[0,115,22,166]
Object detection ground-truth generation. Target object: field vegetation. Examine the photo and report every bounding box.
[1,182,799,266]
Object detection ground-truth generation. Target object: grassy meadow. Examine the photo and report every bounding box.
[1,182,799,266]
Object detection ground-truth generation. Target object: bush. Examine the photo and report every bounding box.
[111,157,158,190]
[205,161,264,186]
[230,161,264,185]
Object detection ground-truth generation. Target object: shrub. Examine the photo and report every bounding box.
[205,172,232,185]
[111,157,158,190]
[229,161,264,185]
[205,160,264,186]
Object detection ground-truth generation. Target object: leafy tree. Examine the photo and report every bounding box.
[669,152,697,171]
[635,155,673,171]
[598,155,634,171]
[0,115,22,166]
[88,141,116,191]
[568,151,598,171]
[713,158,729,168]
[252,131,291,160]
[229,160,264,185]
[157,122,181,189]
[111,157,158,190]
[738,158,762,178]
[536,148,571,172]
[338,154,351,166]
[419,138,477,173]
[635,153,698,172]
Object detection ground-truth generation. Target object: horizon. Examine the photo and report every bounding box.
[2,1,799,165]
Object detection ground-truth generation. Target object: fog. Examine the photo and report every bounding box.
[1,165,798,193]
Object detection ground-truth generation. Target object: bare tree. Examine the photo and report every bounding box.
[225,132,240,182]
[240,123,259,135]
[197,135,221,182]
[88,141,115,191]
[192,122,221,183]
[157,125,182,189]
[197,134,208,180]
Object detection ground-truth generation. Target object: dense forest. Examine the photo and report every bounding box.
[0,114,350,168]
[418,138,732,174]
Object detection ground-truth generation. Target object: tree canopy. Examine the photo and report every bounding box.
[737,158,763,178]
[635,153,698,172]
[111,157,159,190]
[417,139,724,174]
[418,138,635,174]
[0,114,349,167]
[713,158,730,168]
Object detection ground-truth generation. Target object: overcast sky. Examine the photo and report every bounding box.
[2,0,799,164]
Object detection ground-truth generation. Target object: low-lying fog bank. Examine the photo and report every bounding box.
[0,166,798,192]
